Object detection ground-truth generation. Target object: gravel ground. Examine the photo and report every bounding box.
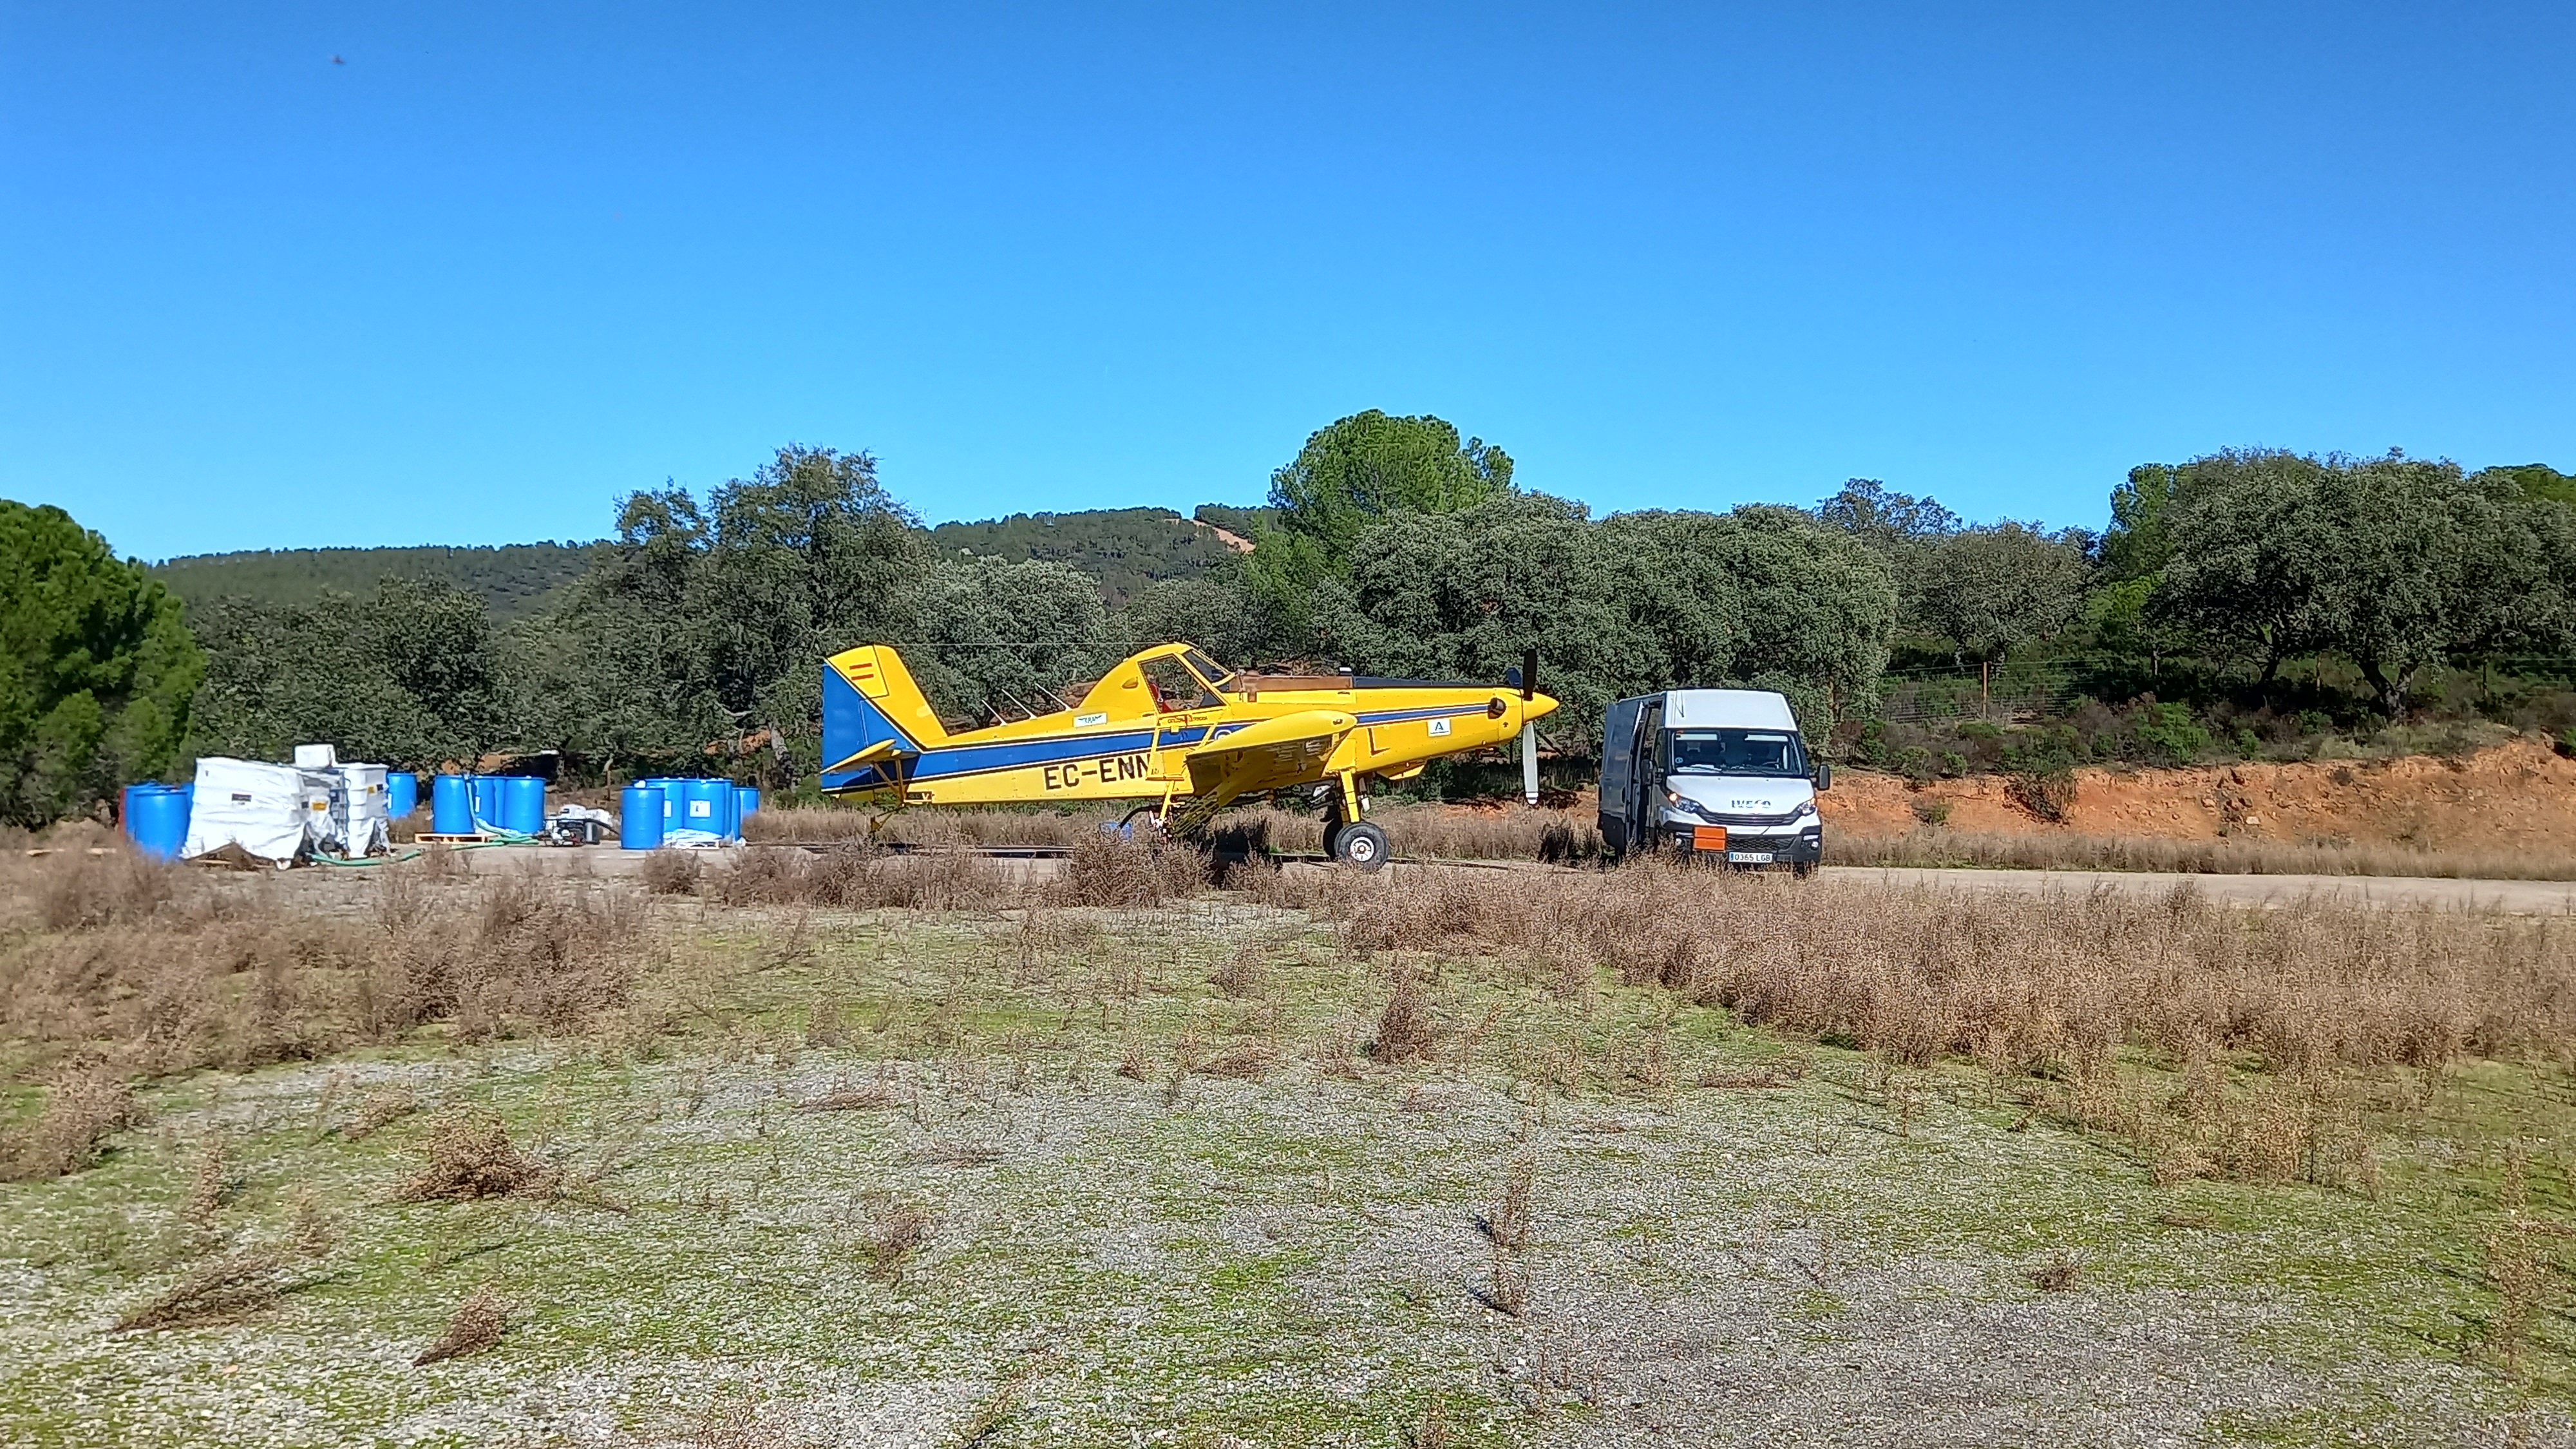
[5,894,2571,1447]
[6,1039,2567,1448]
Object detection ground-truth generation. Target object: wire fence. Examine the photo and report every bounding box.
[1874,665,2077,724]
[1869,653,2576,726]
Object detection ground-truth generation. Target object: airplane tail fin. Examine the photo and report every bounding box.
[821,645,951,790]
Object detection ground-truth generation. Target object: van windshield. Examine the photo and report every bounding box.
[1670,729,1806,778]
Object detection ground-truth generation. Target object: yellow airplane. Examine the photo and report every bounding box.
[819,642,1559,868]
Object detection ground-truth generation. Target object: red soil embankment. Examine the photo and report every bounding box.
[1822,735,2576,853]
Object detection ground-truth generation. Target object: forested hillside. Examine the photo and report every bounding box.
[925,506,1258,605]
[153,542,601,620]
[151,503,1276,620]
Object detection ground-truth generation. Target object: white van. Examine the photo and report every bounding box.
[1598,689,1829,873]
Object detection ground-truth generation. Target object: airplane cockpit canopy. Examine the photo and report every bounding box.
[1180,648,1234,692]
[1140,654,1223,712]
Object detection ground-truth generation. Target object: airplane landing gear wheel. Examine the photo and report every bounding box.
[1321,819,1345,859]
[1331,820,1388,871]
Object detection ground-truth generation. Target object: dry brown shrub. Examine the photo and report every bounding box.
[1342,870,1510,952]
[713,844,1006,911]
[2480,1148,2544,1372]
[0,858,647,1086]
[1833,827,2576,882]
[289,1188,340,1258]
[1196,1041,1279,1079]
[33,848,185,931]
[1479,1243,1531,1318]
[1309,862,2576,1079]
[643,850,703,895]
[1607,1021,1676,1096]
[348,1086,422,1139]
[2029,1252,2082,1292]
[401,1111,553,1202]
[1405,1393,1454,1449]
[750,801,1607,864]
[1210,954,1266,998]
[1477,1155,1535,1251]
[1370,972,1440,1063]
[377,869,431,937]
[182,1133,240,1224]
[803,995,849,1047]
[862,1195,936,1281]
[115,1246,290,1331]
[1287,858,2576,1182]
[2007,771,2078,822]
[0,1070,142,1180]
[1041,831,1206,909]
[413,1284,508,1364]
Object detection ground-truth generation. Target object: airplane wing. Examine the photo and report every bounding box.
[1182,708,1356,802]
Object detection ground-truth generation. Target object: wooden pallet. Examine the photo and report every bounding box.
[414,833,497,844]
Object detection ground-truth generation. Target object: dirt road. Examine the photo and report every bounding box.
[431,840,2576,912]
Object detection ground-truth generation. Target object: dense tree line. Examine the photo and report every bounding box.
[1823,453,2576,784]
[8,420,2573,827]
[0,503,202,827]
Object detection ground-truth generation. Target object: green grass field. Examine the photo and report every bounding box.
[5,867,2574,1446]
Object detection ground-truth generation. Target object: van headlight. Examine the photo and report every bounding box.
[1792,799,1817,819]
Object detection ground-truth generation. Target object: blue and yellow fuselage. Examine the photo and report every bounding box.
[819,643,1557,815]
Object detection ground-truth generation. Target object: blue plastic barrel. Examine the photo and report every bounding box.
[120,783,147,830]
[647,778,683,824]
[680,778,734,838]
[125,784,190,860]
[734,785,761,823]
[386,772,419,819]
[432,774,475,835]
[620,784,666,849]
[470,775,505,830]
[500,776,546,835]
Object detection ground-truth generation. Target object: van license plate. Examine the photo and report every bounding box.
[1727,850,1774,864]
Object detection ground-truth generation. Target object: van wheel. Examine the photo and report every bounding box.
[1792,861,1815,879]
[1332,820,1388,871]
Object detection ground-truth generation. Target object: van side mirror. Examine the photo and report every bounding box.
[1812,762,1832,791]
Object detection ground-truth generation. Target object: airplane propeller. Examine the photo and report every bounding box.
[1515,649,1539,805]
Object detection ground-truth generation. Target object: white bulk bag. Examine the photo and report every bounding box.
[334,764,392,857]
[182,758,310,867]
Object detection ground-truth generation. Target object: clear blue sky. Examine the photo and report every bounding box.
[5,3,2570,560]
